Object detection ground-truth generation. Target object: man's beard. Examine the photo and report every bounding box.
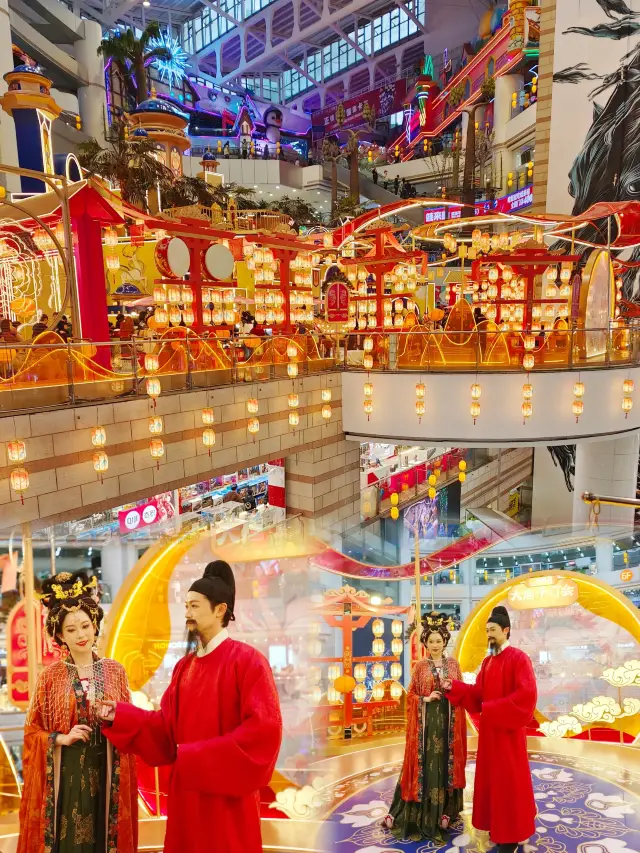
[488,638,498,655]
[184,627,199,656]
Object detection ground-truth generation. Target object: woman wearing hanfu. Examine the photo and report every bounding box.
[383,613,467,843]
[17,572,138,853]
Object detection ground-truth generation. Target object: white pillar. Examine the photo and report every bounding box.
[531,446,574,529]
[100,540,139,600]
[0,0,20,193]
[493,73,523,146]
[573,434,640,528]
[595,538,614,575]
[76,19,106,143]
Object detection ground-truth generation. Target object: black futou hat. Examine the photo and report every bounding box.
[487,605,510,630]
[189,560,236,621]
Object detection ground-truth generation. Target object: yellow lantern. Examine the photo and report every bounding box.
[327,664,341,682]
[202,408,214,425]
[144,353,159,373]
[458,472,466,483]
[573,381,585,398]
[471,382,481,399]
[363,336,374,352]
[523,335,535,351]
[247,417,260,434]
[287,362,298,378]
[623,397,633,416]
[146,377,161,400]
[167,285,181,304]
[390,506,399,520]
[390,681,403,700]
[92,450,108,476]
[149,438,164,459]
[522,383,533,399]
[354,664,367,682]
[470,400,480,423]
[149,416,163,435]
[428,474,437,487]
[154,308,168,326]
[363,354,374,370]
[428,486,436,500]
[182,286,194,305]
[247,398,259,414]
[372,684,385,701]
[416,382,426,399]
[364,382,373,398]
[372,618,384,637]
[353,683,367,703]
[390,661,402,679]
[327,686,342,704]
[334,675,356,694]
[287,343,298,359]
[458,460,467,472]
[372,638,385,656]
[10,467,29,502]
[7,439,26,463]
[372,663,385,681]
[202,428,216,449]
[322,404,332,420]
[523,353,535,371]
[415,400,425,418]
[182,308,195,326]
[169,307,181,325]
[289,411,300,427]
[624,379,635,394]
[391,638,403,656]
[153,286,166,303]
[321,389,332,402]
[391,619,403,637]
[390,493,399,507]
[522,400,533,420]
[288,393,299,408]
[572,399,584,419]
[310,686,322,704]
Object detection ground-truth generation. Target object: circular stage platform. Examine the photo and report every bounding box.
[317,737,640,853]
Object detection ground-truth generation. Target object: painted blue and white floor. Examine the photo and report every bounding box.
[321,749,640,853]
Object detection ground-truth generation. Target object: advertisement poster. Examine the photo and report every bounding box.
[312,79,408,133]
[118,493,174,533]
[326,280,350,322]
[7,600,61,708]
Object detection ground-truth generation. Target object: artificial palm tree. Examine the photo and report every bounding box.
[99,22,171,106]
[267,195,322,230]
[78,125,172,210]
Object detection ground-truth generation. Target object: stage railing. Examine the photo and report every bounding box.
[0,326,636,414]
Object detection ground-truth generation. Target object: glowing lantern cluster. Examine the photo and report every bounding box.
[458,459,466,484]
[415,381,425,422]
[364,380,373,420]
[470,382,481,424]
[8,439,29,503]
[573,378,585,422]
[288,392,299,430]
[522,382,533,423]
[623,378,634,418]
[321,388,332,422]
[103,227,119,247]
[91,426,108,478]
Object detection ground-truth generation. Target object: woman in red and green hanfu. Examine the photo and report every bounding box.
[383,613,467,843]
[17,572,137,853]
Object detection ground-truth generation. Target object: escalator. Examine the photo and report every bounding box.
[323,163,426,226]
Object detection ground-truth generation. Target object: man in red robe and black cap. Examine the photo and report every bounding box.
[441,606,537,853]
[100,560,282,853]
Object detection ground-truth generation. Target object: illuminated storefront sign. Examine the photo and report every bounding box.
[507,575,578,610]
[119,499,162,533]
[423,186,533,224]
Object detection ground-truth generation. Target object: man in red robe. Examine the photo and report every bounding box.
[100,560,283,853]
[441,606,537,853]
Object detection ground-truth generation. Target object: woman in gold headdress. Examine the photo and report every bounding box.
[17,571,137,853]
[382,612,467,842]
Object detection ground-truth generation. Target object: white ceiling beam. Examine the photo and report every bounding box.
[200,0,243,28]
[213,0,377,84]
[277,53,322,86]
[393,0,426,34]
[101,0,139,28]
[329,23,369,61]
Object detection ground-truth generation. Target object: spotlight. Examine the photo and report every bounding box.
[143,0,150,5]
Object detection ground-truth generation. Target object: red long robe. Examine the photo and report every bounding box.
[104,638,283,853]
[447,645,537,844]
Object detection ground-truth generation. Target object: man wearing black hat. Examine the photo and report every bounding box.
[440,606,537,853]
[99,560,282,853]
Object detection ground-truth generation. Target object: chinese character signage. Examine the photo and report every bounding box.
[118,493,174,534]
[326,280,350,322]
[312,79,408,133]
[7,599,62,709]
[507,575,578,611]
[422,188,533,225]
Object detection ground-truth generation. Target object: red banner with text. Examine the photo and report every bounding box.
[312,79,408,133]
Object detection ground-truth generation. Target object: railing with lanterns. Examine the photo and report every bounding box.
[161,205,293,233]
[506,164,534,193]
[510,80,538,120]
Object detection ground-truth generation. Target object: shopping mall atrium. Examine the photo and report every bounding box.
[3,0,640,850]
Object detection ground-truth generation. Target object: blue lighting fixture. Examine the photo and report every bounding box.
[148,31,189,90]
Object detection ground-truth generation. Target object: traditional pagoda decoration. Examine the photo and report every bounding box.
[128,90,190,177]
[0,65,62,193]
[198,150,222,188]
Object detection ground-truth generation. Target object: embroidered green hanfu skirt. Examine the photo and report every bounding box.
[56,740,108,853]
[388,697,463,843]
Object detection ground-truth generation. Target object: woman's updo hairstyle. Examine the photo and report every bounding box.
[420,610,451,649]
[40,572,103,648]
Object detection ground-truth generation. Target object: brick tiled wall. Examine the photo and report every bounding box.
[532,0,557,213]
[0,373,345,532]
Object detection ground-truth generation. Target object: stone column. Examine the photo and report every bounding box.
[76,19,106,144]
[572,434,640,528]
[285,436,361,534]
[0,0,20,193]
